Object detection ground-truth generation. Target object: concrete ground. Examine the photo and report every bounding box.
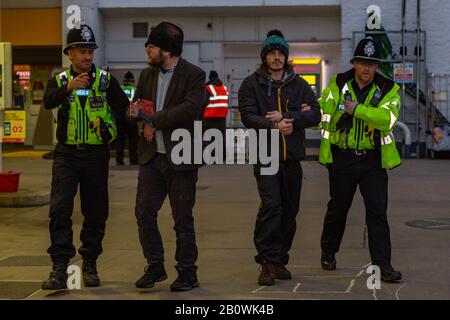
[0,152,449,300]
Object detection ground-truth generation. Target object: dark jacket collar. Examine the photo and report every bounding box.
[254,64,297,97]
[337,68,394,94]
[149,57,187,109]
[142,58,192,109]
[70,64,96,77]
[150,57,185,76]
[255,64,297,87]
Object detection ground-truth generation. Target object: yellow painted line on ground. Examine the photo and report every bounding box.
[2,151,48,158]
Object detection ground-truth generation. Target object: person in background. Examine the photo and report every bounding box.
[116,71,138,165]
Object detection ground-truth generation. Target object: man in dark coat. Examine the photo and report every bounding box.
[129,21,205,292]
[239,29,321,286]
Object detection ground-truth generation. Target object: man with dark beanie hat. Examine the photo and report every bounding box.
[129,21,206,292]
[239,30,320,286]
[144,21,184,61]
[260,29,289,65]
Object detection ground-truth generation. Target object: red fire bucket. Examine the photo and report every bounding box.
[0,171,21,192]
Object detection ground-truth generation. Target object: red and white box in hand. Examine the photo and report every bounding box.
[136,99,155,118]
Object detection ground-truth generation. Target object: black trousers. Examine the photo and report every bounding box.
[47,143,110,264]
[320,148,392,266]
[115,120,138,164]
[254,161,302,265]
[203,117,226,133]
[203,117,226,162]
[135,154,198,267]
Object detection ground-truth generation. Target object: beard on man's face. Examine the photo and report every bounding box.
[267,61,284,73]
[147,51,165,68]
[268,65,283,72]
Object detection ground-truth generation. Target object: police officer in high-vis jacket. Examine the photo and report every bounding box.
[116,71,138,165]
[318,37,402,282]
[42,23,129,290]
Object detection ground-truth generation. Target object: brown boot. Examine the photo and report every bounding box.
[258,261,275,286]
[272,263,292,280]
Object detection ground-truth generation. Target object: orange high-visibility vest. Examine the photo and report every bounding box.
[204,84,229,118]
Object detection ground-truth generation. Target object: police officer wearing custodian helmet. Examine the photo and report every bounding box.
[42,23,129,290]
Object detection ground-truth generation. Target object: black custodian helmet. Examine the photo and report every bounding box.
[351,37,381,64]
[63,23,98,55]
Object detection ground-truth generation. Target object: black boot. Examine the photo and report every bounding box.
[170,265,199,292]
[82,258,100,287]
[380,264,402,282]
[321,251,337,271]
[42,262,68,290]
[135,263,167,289]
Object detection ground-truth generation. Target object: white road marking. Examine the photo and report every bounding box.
[345,279,355,293]
[356,270,365,277]
[372,288,378,300]
[423,219,448,223]
[251,262,372,296]
[251,286,266,294]
[395,283,408,300]
[426,224,450,229]
[361,262,372,269]
[26,289,43,298]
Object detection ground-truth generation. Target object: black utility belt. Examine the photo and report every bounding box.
[60,143,108,151]
[331,145,378,156]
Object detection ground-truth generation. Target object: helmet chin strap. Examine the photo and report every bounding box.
[72,62,93,75]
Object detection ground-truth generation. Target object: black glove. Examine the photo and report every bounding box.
[336,113,353,133]
[336,90,354,133]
